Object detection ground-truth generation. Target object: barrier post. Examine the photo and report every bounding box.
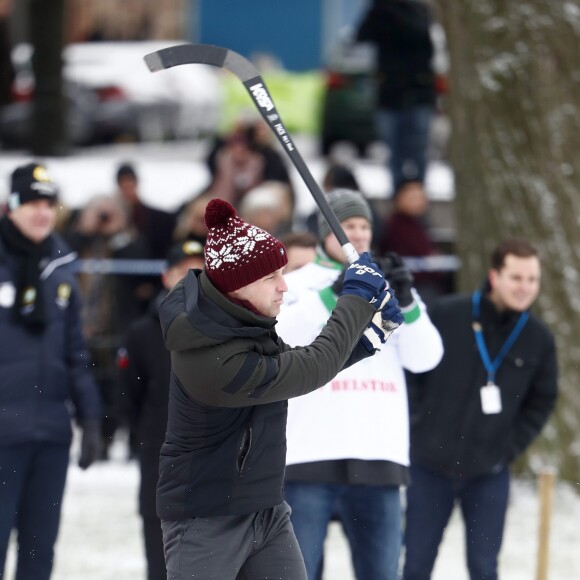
[535,468,556,580]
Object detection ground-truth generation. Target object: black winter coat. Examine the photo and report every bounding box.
[0,233,102,446]
[156,269,374,520]
[356,0,436,109]
[408,293,558,480]
[122,292,170,517]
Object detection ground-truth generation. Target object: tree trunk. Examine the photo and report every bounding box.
[30,0,69,155]
[436,0,580,481]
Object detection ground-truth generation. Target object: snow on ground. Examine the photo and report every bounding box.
[5,434,580,580]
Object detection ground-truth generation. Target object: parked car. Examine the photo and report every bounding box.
[63,41,221,140]
[0,41,221,149]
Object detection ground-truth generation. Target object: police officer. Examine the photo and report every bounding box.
[0,162,102,580]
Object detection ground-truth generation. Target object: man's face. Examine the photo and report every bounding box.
[230,266,288,317]
[488,254,541,312]
[324,216,372,263]
[9,199,57,243]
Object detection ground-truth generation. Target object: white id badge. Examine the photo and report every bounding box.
[480,383,502,414]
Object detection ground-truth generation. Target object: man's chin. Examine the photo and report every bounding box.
[509,299,534,312]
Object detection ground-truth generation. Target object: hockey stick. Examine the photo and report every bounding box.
[144,43,399,330]
[144,43,359,262]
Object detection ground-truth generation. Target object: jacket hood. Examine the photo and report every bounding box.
[159,269,276,352]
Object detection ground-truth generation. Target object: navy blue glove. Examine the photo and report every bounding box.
[381,293,404,328]
[340,252,387,309]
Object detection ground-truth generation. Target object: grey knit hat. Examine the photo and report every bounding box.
[317,189,372,241]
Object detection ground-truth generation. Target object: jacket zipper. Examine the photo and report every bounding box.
[236,424,253,475]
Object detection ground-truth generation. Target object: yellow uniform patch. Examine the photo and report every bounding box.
[56,283,71,308]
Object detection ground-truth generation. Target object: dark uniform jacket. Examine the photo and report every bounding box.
[0,233,102,446]
[157,269,374,520]
[408,292,558,480]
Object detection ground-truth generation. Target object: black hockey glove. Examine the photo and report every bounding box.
[331,269,346,295]
[379,252,415,308]
[78,420,102,470]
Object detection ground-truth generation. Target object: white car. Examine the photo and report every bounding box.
[0,41,223,148]
[63,41,222,140]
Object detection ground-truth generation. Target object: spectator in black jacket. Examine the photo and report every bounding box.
[356,0,437,191]
[116,162,178,260]
[120,240,205,580]
[403,239,559,580]
[0,162,102,580]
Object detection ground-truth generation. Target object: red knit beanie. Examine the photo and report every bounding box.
[204,199,288,293]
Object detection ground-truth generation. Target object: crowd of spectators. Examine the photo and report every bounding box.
[1,108,454,465]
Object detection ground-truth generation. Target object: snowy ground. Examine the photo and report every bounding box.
[5,433,580,580]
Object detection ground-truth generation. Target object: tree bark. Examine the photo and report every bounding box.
[30,0,69,155]
[436,0,580,481]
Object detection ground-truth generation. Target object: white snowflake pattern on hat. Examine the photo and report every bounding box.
[234,226,270,254]
[205,245,241,269]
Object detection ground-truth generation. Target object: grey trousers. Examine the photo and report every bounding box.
[161,501,307,580]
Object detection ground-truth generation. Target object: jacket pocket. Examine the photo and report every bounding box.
[236,424,253,475]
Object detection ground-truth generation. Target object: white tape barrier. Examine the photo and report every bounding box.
[72,255,461,276]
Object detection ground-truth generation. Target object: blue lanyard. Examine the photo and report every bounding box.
[472,291,529,383]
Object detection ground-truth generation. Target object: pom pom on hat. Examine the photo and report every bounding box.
[204,199,236,229]
[203,198,288,293]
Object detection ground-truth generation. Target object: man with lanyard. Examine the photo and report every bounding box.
[402,238,559,580]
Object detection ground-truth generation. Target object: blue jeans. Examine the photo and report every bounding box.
[376,106,434,191]
[284,482,402,580]
[0,442,70,580]
[402,464,510,580]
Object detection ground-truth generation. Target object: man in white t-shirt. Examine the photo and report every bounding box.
[277,189,444,580]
